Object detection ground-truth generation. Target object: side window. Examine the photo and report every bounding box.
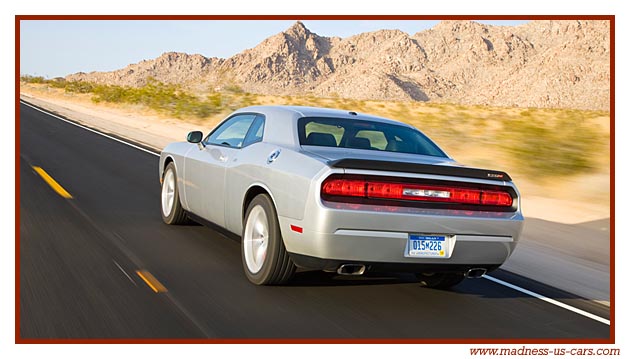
[242,115,265,147]
[206,114,256,148]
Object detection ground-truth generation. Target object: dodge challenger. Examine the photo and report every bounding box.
[159,106,524,287]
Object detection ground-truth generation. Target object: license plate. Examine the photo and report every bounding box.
[406,234,451,258]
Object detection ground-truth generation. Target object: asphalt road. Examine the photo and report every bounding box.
[503,217,610,304]
[18,102,611,340]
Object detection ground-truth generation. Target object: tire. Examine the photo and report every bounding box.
[416,272,465,289]
[161,162,188,225]
[241,194,296,285]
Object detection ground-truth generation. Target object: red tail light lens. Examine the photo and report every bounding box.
[367,182,403,199]
[321,179,366,197]
[322,177,513,207]
[480,190,513,206]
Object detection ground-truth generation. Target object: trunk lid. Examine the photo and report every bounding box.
[301,146,511,182]
[301,146,456,166]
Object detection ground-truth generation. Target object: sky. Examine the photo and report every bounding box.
[20,19,529,78]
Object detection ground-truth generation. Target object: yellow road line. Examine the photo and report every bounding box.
[136,270,167,293]
[32,166,73,199]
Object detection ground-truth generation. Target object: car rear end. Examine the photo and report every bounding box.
[281,160,523,276]
[279,111,524,277]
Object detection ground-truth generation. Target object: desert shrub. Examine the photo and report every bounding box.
[86,80,223,119]
[21,75,67,89]
[65,81,96,94]
[223,84,244,94]
[48,78,67,88]
[21,75,46,84]
[240,93,258,107]
[207,92,222,108]
[501,113,601,176]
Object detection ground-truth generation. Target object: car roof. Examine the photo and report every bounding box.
[236,105,412,128]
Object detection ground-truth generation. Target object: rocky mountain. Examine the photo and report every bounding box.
[68,52,223,87]
[66,20,610,110]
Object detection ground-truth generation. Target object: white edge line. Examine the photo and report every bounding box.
[20,100,160,157]
[484,275,610,326]
[21,100,610,327]
[113,260,138,287]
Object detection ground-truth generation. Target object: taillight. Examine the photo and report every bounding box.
[321,179,365,197]
[480,190,513,206]
[321,177,513,207]
[367,182,403,199]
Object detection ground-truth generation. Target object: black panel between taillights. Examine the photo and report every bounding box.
[320,174,519,212]
[329,158,512,181]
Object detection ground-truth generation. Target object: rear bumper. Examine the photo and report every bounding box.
[289,252,502,273]
[279,200,524,271]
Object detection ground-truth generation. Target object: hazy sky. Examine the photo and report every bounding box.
[20,19,529,78]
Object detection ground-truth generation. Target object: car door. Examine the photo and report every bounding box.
[223,115,266,233]
[183,113,258,227]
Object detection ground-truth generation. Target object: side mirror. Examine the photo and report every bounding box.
[187,131,203,143]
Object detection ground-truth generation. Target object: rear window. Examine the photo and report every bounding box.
[298,117,447,158]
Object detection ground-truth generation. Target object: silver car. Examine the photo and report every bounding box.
[159,106,523,287]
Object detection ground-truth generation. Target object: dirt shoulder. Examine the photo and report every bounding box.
[19,88,610,225]
[20,91,191,152]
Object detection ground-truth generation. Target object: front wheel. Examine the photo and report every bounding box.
[241,194,295,285]
[416,272,465,289]
[161,162,188,225]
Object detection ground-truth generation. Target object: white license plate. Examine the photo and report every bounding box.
[406,234,451,258]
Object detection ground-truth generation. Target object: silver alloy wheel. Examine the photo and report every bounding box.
[243,205,269,274]
[161,169,175,217]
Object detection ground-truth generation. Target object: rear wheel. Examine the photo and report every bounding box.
[416,272,465,289]
[161,162,188,225]
[242,194,295,285]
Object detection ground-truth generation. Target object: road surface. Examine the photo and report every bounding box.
[18,102,610,340]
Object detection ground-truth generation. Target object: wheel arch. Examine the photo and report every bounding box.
[241,182,296,285]
[161,155,188,211]
[242,183,279,222]
[161,155,176,179]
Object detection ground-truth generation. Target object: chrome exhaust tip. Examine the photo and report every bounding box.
[465,268,487,278]
[337,264,366,276]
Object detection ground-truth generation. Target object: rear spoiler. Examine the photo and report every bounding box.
[328,158,512,182]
